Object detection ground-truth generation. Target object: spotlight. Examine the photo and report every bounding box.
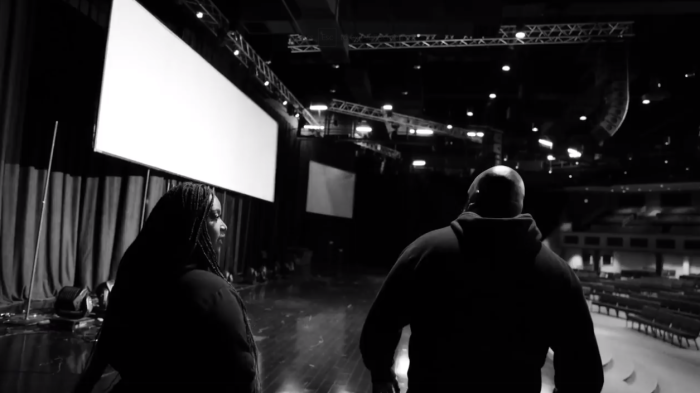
[665,160,668,164]
[414,65,421,70]
[687,167,690,171]
[467,132,477,137]
[576,162,579,165]
[467,111,474,117]
[303,125,324,130]
[233,49,240,56]
[447,125,453,130]
[294,113,300,118]
[402,91,409,95]
[282,100,288,106]
[580,116,587,121]
[330,89,336,93]
[264,81,270,86]
[515,28,527,39]
[409,129,416,134]
[476,132,484,137]
[538,139,553,148]
[532,127,538,132]
[332,64,340,69]
[489,93,497,99]
[548,169,552,174]
[569,175,573,179]
[502,65,511,72]
[416,129,434,136]
[196,11,204,19]
[567,148,581,159]
[547,155,555,161]
[624,171,628,175]
[310,104,328,111]
[412,160,426,167]
[356,126,372,133]
[642,99,650,105]
[382,104,393,111]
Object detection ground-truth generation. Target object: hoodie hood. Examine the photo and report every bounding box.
[450,211,543,261]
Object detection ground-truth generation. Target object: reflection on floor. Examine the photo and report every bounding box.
[1,275,699,393]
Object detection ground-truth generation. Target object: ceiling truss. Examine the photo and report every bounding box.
[288,22,634,52]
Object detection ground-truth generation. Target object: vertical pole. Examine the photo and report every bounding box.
[140,169,151,231]
[25,121,59,320]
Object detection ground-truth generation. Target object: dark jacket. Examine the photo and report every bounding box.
[106,269,256,392]
[359,212,604,393]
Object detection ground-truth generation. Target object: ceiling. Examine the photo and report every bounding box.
[212,0,700,188]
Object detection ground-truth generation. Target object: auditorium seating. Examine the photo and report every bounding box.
[626,306,700,349]
[592,294,661,318]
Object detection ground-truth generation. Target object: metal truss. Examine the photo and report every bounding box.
[354,142,402,160]
[181,0,318,125]
[288,22,634,52]
[328,99,494,142]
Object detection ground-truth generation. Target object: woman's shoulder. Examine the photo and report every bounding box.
[175,269,231,306]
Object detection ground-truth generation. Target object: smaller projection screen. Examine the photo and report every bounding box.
[306,161,356,219]
[94,0,278,202]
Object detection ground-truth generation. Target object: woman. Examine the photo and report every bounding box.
[74,183,261,392]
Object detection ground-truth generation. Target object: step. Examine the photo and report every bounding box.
[600,347,614,370]
[603,378,643,393]
[626,362,659,393]
[605,356,635,383]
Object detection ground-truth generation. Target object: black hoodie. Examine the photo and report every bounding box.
[360,212,604,393]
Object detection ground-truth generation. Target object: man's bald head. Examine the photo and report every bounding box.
[465,166,525,218]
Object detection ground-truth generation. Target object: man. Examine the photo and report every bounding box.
[360,166,604,393]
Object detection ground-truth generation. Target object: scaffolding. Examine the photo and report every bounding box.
[289,22,634,53]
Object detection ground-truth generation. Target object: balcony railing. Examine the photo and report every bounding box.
[561,231,700,255]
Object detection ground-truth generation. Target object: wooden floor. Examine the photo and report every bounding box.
[2,276,700,393]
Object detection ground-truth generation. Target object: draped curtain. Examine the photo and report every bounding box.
[0,0,286,304]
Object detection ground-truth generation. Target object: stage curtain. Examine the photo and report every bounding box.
[0,0,278,304]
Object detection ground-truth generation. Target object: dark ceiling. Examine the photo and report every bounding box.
[211,0,700,188]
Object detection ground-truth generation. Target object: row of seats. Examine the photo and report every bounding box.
[585,282,700,319]
[626,306,700,349]
[593,294,661,318]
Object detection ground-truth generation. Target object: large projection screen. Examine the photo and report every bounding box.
[306,161,356,219]
[95,0,278,202]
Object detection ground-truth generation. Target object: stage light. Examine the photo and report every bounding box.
[502,65,511,72]
[569,175,573,179]
[538,139,553,148]
[642,99,650,105]
[665,160,668,164]
[580,116,587,121]
[547,155,555,161]
[548,169,552,174]
[568,148,581,159]
[467,111,474,117]
[624,171,628,175]
[414,65,421,70]
[413,160,426,167]
[294,113,300,118]
[382,104,393,111]
[233,49,240,56]
[310,104,328,111]
[402,91,409,95]
[584,199,588,203]
[282,100,288,106]
[476,132,484,137]
[687,167,690,171]
[532,127,538,132]
[489,93,497,99]
[356,125,372,133]
[332,64,340,69]
[264,81,270,86]
[416,129,434,136]
[447,125,453,130]
[196,11,204,19]
[303,125,324,130]
[515,30,527,39]
[330,89,336,93]
[576,162,579,165]
[409,129,416,134]
[467,132,476,137]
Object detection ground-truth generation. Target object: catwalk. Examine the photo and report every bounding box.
[1,276,700,393]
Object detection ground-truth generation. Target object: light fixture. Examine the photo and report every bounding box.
[447,125,453,130]
[382,104,393,111]
[196,11,204,19]
[532,126,538,132]
[310,104,328,111]
[330,89,336,93]
[416,129,434,136]
[687,167,690,171]
[502,65,511,72]
[416,34,421,38]
[580,116,587,121]
[356,126,372,133]
[576,162,579,165]
[402,91,409,95]
[489,93,497,99]
[303,125,324,130]
[567,148,581,159]
[665,160,668,164]
[282,100,288,106]
[476,132,484,137]
[624,171,627,175]
[409,129,416,134]
[584,199,588,203]
[642,99,650,105]
[548,169,552,174]
[467,132,477,137]
[538,139,553,148]
[294,113,300,118]
[414,65,421,70]
[412,160,426,167]
[467,111,474,117]
[233,49,240,56]
[569,175,573,179]
[515,30,527,39]
[547,155,555,161]
[264,81,270,86]
[332,64,340,69]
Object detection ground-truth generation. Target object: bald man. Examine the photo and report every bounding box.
[360,166,603,393]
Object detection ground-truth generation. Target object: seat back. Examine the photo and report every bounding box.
[655,310,675,326]
[598,294,617,304]
[640,306,659,320]
[672,315,700,336]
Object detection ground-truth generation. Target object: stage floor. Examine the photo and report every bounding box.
[2,275,700,393]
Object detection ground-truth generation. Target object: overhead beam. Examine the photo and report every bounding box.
[288,22,634,52]
[504,2,700,17]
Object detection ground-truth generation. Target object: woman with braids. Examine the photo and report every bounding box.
[73,183,261,392]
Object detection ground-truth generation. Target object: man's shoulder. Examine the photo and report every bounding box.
[408,226,460,255]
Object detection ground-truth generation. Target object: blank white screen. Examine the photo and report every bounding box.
[95,0,278,202]
[306,161,356,219]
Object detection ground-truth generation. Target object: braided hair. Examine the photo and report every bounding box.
[97,182,262,392]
